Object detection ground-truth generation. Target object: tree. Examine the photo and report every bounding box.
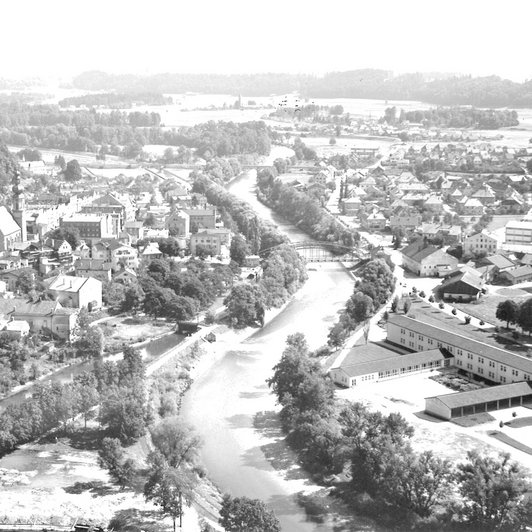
[47,227,81,249]
[527,159,532,173]
[403,299,411,314]
[99,379,147,443]
[223,284,264,327]
[64,159,82,181]
[74,326,104,359]
[54,155,66,170]
[327,322,348,350]
[219,495,280,532]
[144,452,197,532]
[150,417,202,469]
[456,450,532,530]
[230,234,250,266]
[74,372,100,428]
[98,437,135,489]
[346,292,373,323]
[15,270,35,295]
[518,298,532,336]
[496,299,520,329]
[391,295,400,313]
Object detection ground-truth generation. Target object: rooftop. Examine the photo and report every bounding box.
[427,382,532,410]
[388,307,532,374]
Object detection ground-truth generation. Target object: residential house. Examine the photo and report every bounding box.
[113,267,137,285]
[505,220,532,246]
[139,242,163,261]
[439,270,484,302]
[463,230,502,257]
[190,228,232,256]
[165,210,190,237]
[499,265,532,285]
[389,207,421,231]
[361,210,386,231]
[74,259,112,283]
[401,239,458,276]
[44,274,103,310]
[462,198,484,217]
[124,221,145,243]
[183,207,217,231]
[61,214,114,243]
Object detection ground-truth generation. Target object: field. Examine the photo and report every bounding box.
[99,316,175,352]
[455,286,532,326]
[336,371,532,472]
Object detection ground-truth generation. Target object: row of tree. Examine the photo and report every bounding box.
[72,69,532,107]
[58,92,172,108]
[383,106,519,130]
[268,334,532,530]
[328,258,396,348]
[256,168,358,248]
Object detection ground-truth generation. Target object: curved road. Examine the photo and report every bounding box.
[181,170,355,531]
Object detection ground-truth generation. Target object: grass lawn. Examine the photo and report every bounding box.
[505,416,532,429]
[455,292,530,326]
[451,412,495,427]
[488,430,532,455]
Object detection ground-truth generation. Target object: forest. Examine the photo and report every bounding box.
[383,106,519,129]
[73,69,532,107]
[58,92,172,108]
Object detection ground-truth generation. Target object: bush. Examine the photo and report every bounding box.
[451,308,457,315]
[204,311,215,325]
[428,295,435,303]
[439,302,445,309]
[419,290,426,298]
[464,315,471,324]
[479,320,485,326]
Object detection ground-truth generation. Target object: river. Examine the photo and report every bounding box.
[180,169,355,531]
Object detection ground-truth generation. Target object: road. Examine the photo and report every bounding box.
[181,170,356,531]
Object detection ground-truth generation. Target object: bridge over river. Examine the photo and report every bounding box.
[259,240,369,263]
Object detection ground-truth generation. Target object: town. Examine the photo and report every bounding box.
[2,3,532,530]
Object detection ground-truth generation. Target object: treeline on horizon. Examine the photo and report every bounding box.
[72,69,532,107]
[58,92,173,108]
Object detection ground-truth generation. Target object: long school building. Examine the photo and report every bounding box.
[387,314,532,384]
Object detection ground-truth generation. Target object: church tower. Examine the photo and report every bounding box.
[12,169,27,242]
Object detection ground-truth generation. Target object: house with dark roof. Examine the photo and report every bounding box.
[439,270,484,302]
[499,265,532,285]
[426,382,532,420]
[402,239,458,276]
[74,259,112,283]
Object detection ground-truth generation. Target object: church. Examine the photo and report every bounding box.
[0,169,27,251]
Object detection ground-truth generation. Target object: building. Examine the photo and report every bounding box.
[425,382,532,420]
[124,221,145,243]
[61,214,114,243]
[74,259,113,283]
[439,270,484,302]
[505,220,532,246]
[499,265,532,285]
[190,228,232,256]
[0,206,22,252]
[330,345,451,387]
[361,210,387,231]
[389,207,421,231]
[387,313,532,384]
[183,207,217,230]
[165,210,190,237]
[81,193,134,234]
[401,239,458,276]
[462,198,484,217]
[463,230,502,257]
[6,299,78,340]
[44,274,102,310]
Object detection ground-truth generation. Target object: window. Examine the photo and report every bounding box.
[478,357,484,364]
[467,363,473,370]
[500,365,507,372]
[400,328,405,334]
[428,338,433,345]
[501,376,506,383]
[478,368,484,375]
[418,334,423,340]
[512,369,519,377]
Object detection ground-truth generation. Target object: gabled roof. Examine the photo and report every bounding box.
[484,254,515,270]
[44,274,92,293]
[0,206,21,237]
[427,382,532,410]
[502,265,532,279]
[440,271,483,292]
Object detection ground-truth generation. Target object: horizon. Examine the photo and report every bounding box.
[2,0,532,83]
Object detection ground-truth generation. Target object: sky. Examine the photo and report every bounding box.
[2,0,532,82]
